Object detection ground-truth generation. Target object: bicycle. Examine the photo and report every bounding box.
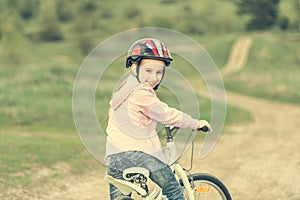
[105,126,232,200]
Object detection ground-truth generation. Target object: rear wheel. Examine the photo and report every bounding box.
[181,173,232,200]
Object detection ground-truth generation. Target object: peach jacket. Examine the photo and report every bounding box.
[105,75,199,162]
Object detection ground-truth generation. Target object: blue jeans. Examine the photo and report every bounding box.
[106,151,184,200]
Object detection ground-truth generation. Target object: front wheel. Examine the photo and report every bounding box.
[181,173,232,200]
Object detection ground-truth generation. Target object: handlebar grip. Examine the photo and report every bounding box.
[197,126,209,132]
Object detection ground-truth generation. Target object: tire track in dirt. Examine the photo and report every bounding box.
[221,36,253,76]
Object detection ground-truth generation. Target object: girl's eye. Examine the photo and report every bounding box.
[145,69,152,73]
[157,71,163,75]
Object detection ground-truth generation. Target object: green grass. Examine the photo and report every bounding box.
[0,131,99,189]
[0,38,83,132]
[224,32,300,104]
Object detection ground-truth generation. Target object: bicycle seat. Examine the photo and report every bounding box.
[104,175,148,196]
[123,167,150,180]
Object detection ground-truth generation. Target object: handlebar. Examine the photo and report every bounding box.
[197,126,209,132]
[165,125,210,142]
[165,126,178,142]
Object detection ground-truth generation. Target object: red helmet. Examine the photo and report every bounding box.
[126,38,173,68]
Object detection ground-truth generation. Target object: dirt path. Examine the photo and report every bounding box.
[193,37,300,199]
[221,36,253,76]
[5,37,300,199]
[194,91,300,200]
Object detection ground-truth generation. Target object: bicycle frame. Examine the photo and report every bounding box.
[105,161,197,200]
[105,126,232,200]
[105,126,197,200]
[173,163,195,200]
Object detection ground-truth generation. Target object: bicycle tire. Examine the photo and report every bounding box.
[180,173,232,200]
[115,196,134,200]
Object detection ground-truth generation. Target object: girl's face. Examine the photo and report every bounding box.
[138,59,165,88]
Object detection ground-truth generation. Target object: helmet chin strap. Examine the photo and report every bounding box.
[153,68,165,90]
[130,63,140,82]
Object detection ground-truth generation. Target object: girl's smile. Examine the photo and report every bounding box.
[137,59,165,88]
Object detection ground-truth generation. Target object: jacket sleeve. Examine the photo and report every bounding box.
[132,86,199,130]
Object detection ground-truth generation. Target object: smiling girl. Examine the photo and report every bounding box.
[105,38,211,200]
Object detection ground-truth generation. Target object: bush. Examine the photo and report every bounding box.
[73,18,94,55]
[37,1,63,41]
[236,0,280,30]
[78,33,94,55]
[38,22,63,41]
[19,0,39,19]
[124,6,141,19]
[56,0,74,22]
[79,0,97,12]
[278,16,289,31]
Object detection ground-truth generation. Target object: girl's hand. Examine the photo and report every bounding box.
[197,120,212,132]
